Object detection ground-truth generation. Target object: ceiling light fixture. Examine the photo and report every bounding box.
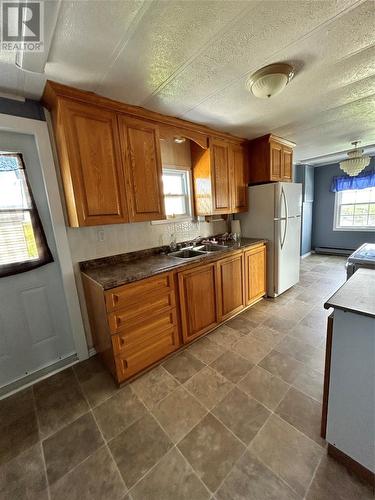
[339,141,370,177]
[247,63,294,99]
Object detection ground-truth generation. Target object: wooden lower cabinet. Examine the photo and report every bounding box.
[113,309,178,381]
[216,252,244,321]
[82,271,180,384]
[178,262,218,343]
[244,244,266,305]
[82,243,266,383]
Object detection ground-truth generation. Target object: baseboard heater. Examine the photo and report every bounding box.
[314,247,353,256]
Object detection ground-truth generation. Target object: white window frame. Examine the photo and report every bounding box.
[333,187,375,232]
[153,166,194,224]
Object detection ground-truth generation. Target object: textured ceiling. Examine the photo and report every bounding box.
[0,0,374,162]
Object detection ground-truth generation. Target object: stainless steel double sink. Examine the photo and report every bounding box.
[169,244,228,259]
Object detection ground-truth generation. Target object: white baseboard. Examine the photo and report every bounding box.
[0,354,78,399]
[88,347,97,357]
[301,251,312,259]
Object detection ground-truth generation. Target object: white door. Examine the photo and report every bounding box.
[274,215,301,295]
[0,131,75,389]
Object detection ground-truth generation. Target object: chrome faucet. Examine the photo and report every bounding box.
[190,236,201,247]
[169,233,177,252]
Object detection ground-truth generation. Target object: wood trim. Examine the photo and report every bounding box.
[327,444,375,488]
[159,124,208,150]
[321,312,334,439]
[81,274,116,378]
[250,133,296,149]
[42,80,244,144]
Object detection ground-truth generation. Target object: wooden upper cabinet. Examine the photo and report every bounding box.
[54,99,128,226]
[42,81,247,225]
[178,262,218,343]
[217,252,244,321]
[249,134,295,185]
[230,144,248,213]
[282,146,293,181]
[211,139,231,213]
[270,140,283,180]
[244,244,266,305]
[118,116,165,222]
[191,138,248,216]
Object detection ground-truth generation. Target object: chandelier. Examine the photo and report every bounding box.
[339,141,370,177]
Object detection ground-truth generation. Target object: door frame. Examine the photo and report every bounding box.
[0,112,88,362]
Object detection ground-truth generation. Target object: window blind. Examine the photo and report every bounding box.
[0,153,53,277]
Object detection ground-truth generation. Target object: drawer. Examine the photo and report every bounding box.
[111,309,178,355]
[114,325,180,382]
[108,291,175,334]
[105,272,174,312]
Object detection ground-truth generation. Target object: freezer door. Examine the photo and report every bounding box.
[274,215,301,296]
[275,182,302,219]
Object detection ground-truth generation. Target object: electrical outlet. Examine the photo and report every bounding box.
[97,230,105,242]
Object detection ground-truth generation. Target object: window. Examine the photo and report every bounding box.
[0,153,53,277]
[162,168,192,220]
[334,187,375,231]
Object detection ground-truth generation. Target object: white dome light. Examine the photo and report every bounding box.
[247,63,294,99]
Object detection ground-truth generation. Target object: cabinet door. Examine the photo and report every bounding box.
[211,139,231,213]
[59,100,128,226]
[178,263,218,343]
[118,116,165,222]
[231,145,248,212]
[282,146,293,181]
[217,253,244,321]
[244,245,266,305]
[270,141,282,180]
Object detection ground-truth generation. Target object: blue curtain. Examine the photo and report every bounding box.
[330,170,375,192]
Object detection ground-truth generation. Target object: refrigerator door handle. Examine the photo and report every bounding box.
[281,217,288,249]
[280,187,288,249]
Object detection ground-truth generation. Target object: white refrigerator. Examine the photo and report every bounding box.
[238,182,302,297]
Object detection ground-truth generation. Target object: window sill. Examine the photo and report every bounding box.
[150,217,194,225]
[333,227,375,232]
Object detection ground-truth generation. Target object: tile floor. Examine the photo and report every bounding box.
[1,255,374,499]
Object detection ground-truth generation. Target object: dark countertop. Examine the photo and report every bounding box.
[324,268,375,319]
[80,238,266,290]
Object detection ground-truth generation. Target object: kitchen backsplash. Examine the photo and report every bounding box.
[67,218,228,263]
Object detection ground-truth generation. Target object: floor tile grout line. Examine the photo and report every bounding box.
[72,363,126,411]
[302,452,325,500]
[211,410,274,496]
[89,408,129,495]
[31,385,51,500]
[54,368,129,494]
[70,367,130,494]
